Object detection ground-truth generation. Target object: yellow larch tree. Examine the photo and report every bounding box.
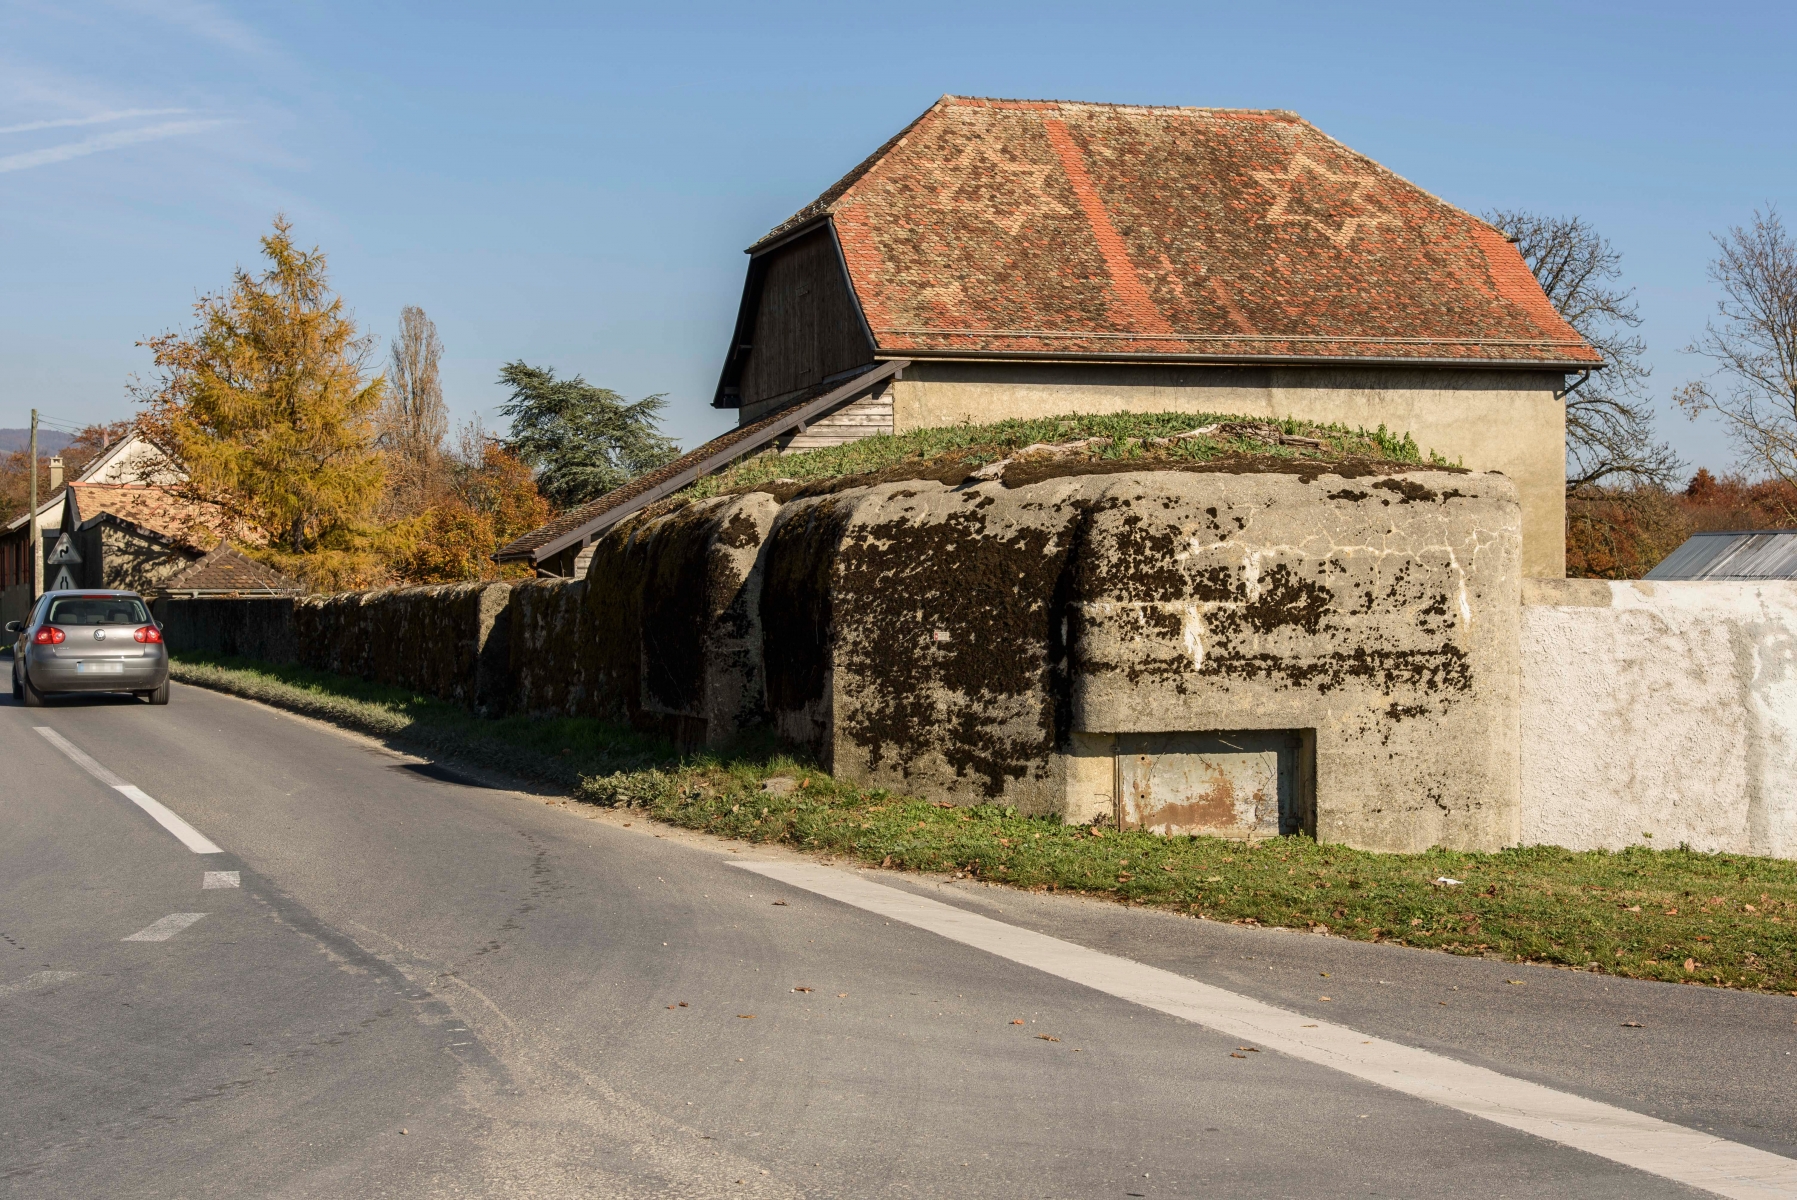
[138,215,386,558]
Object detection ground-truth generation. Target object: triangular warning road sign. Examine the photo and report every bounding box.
[48,565,77,591]
[46,533,82,565]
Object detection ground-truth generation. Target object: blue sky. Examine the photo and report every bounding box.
[2,1,1792,477]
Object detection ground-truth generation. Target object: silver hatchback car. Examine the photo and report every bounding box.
[8,589,170,706]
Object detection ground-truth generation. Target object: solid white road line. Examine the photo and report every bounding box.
[202,870,240,889]
[123,913,207,942]
[736,860,1797,1200]
[34,727,222,854]
[0,970,78,999]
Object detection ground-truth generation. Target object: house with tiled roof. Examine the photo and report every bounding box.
[0,431,286,621]
[499,95,1598,577]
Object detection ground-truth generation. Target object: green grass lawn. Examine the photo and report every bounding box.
[174,653,1797,996]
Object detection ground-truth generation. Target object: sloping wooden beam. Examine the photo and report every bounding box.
[516,358,909,566]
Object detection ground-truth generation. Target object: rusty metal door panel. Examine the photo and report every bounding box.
[1116,731,1301,838]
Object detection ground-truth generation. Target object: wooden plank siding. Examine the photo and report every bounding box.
[782,385,895,451]
[738,228,874,410]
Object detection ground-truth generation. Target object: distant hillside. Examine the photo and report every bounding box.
[0,429,74,455]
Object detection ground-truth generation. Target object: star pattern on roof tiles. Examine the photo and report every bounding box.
[934,136,1076,236]
[1252,154,1393,248]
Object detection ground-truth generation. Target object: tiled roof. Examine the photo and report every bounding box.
[71,483,249,551]
[160,544,304,593]
[754,96,1601,367]
[495,374,861,563]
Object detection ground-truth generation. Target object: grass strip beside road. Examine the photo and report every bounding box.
[169,653,667,788]
[173,653,1797,996]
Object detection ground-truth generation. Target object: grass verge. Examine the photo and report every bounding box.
[174,653,1797,996]
[169,653,670,788]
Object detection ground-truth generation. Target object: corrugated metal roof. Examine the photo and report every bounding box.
[1644,531,1797,580]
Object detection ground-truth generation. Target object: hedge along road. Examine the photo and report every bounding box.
[4,681,1797,1198]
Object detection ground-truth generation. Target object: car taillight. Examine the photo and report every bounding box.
[134,626,163,644]
[34,625,65,644]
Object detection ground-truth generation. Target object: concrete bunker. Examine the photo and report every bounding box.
[577,492,781,748]
[734,456,1522,853]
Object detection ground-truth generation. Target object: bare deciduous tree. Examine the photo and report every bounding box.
[1486,210,1680,491]
[380,306,450,512]
[1676,207,1797,494]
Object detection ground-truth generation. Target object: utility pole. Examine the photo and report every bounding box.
[28,408,39,602]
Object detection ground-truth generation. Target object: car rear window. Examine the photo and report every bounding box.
[47,597,150,626]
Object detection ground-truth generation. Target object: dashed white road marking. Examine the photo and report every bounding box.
[737,860,1797,1200]
[123,913,207,942]
[0,970,78,999]
[202,871,240,889]
[34,727,222,854]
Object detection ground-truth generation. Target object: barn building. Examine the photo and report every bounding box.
[500,96,1599,578]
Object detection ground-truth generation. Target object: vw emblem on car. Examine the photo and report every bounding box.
[94,629,106,641]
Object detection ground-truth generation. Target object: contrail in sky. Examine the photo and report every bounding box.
[0,108,191,135]
[0,119,228,173]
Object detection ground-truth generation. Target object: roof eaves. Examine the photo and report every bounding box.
[884,347,1605,372]
[745,213,832,259]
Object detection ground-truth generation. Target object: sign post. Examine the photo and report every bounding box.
[27,409,38,602]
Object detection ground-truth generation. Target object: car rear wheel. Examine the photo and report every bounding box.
[142,680,169,706]
[20,671,45,707]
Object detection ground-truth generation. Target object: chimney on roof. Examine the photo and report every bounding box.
[48,456,63,490]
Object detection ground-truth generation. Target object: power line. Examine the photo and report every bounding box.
[29,416,93,434]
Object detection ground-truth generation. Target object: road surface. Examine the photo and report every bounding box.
[3,676,1796,1198]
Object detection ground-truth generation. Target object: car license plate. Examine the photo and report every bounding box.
[76,661,125,674]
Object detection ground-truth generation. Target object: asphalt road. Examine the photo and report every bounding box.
[3,675,1796,1199]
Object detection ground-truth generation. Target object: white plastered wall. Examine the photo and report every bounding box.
[1520,578,1797,859]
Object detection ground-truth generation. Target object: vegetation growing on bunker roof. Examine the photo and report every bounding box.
[664,410,1443,510]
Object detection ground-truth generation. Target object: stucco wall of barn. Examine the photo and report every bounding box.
[885,360,1567,579]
